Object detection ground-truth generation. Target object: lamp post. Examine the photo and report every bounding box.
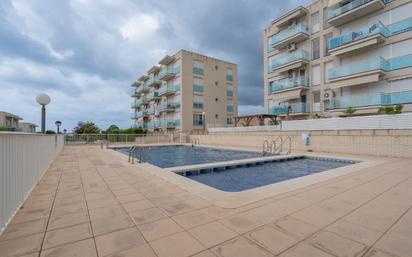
[202,111,206,132]
[36,93,51,133]
[55,121,62,134]
[63,129,67,134]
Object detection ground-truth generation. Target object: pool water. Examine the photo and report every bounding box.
[114,145,262,168]
[179,157,357,192]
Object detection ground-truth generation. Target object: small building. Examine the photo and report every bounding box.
[0,111,22,131]
[19,122,37,133]
[234,114,278,127]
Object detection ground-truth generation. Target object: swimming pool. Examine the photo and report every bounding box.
[177,156,358,192]
[114,145,262,168]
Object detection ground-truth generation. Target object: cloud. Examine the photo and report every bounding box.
[0,0,309,131]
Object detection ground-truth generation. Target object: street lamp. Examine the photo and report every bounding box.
[202,111,206,132]
[63,129,67,134]
[55,121,62,134]
[36,93,51,133]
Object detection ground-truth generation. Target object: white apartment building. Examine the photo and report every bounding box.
[264,0,412,118]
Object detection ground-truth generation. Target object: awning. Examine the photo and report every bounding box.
[272,89,302,100]
[329,73,381,89]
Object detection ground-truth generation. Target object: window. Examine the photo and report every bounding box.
[193,113,204,126]
[227,115,233,125]
[324,33,333,56]
[313,91,321,112]
[311,12,320,34]
[193,95,204,109]
[324,61,334,83]
[311,64,321,86]
[226,68,233,81]
[227,100,234,113]
[193,78,204,92]
[193,60,204,75]
[227,84,233,97]
[323,7,331,30]
[312,38,320,60]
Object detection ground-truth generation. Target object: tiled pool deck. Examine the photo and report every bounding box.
[1,145,411,257]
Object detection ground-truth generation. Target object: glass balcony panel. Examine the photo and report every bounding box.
[330,91,412,109]
[193,67,204,75]
[270,77,309,93]
[270,50,309,71]
[227,90,233,97]
[389,54,412,71]
[193,84,204,92]
[327,0,387,21]
[328,57,389,80]
[227,106,234,112]
[270,23,309,46]
[226,74,233,81]
[269,103,310,115]
[193,102,204,109]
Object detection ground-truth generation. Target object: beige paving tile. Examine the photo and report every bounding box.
[189,221,237,248]
[129,207,168,225]
[122,199,155,213]
[172,209,214,229]
[51,202,87,217]
[138,218,183,241]
[47,212,89,231]
[150,231,205,257]
[211,236,273,257]
[87,198,119,210]
[310,231,368,257]
[105,243,157,257]
[89,205,126,221]
[116,192,146,203]
[363,248,400,257]
[95,227,145,257]
[91,215,134,236]
[40,238,97,257]
[219,214,262,234]
[192,250,218,257]
[326,219,382,246]
[273,216,319,240]
[20,253,40,257]
[245,225,298,255]
[0,233,44,257]
[281,242,334,257]
[373,233,412,257]
[0,218,48,241]
[43,223,93,249]
[11,207,51,224]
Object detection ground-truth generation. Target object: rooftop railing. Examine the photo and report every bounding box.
[269,77,309,94]
[270,23,309,46]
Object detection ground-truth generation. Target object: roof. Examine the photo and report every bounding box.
[0,111,22,120]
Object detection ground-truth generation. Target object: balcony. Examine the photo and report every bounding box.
[269,77,309,94]
[270,24,309,50]
[269,50,309,74]
[193,67,204,75]
[269,102,310,115]
[327,0,386,27]
[131,111,147,119]
[227,74,233,81]
[130,88,140,98]
[146,107,156,115]
[146,77,162,87]
[271,6,308,28]
[227,105,234,113]
[227,90,233,97]
[131,100,140,109]
[193,102,204,109]
[158,67,180,81]
[158,84,180,96]
[329,90,412,109]
[159,119,181,129]
[138,85,150,94]
[328,22,388,56]
[147,91,160,101]
[328,57,389,88]
[159,102,180,112]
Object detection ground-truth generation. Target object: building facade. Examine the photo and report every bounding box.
[18,122,37,133]
[264,0,412,119]
[0,112,22,131]
[131,50,238,131]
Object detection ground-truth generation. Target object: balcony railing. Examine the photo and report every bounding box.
[328,54,412,80]
[269,77,309,94]
[193,102,204,109]
[158,84,180,96]
[328,57,389,80]
[328,21,389,49]
[159,102,180,111]
[146,76,161,87]
[138,85,150,93]
[227,90,233,97]
[269,103,310,115]
[227,105,234,112]
[158,67,180,80]
[329,90,412,109]
[270,50,309,72]
[147,91,160,100]
[327,0,390,21]
[159,119,181,128]
[193,67,204,75]
[270,23,309,46]
[226,74,233,81]
[193,84,204,92]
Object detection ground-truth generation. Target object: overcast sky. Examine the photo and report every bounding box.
[0,0,308,132]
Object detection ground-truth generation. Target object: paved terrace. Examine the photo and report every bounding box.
[1,145,411,257]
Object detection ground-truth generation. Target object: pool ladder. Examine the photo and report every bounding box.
[128,145,145,164]
[263,136,291,156]
[191,138,200,147]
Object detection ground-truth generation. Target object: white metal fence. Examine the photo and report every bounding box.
[208,113,412,133]
[0,133,64,234]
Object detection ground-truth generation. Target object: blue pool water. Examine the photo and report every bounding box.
[114,145,262,168]
[178,157,357,192]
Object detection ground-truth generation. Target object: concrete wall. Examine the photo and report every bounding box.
[189,129,412,158]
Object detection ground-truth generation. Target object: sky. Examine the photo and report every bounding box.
[0,0,308,132]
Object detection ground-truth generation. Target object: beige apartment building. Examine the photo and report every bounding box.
[264,0,412,119]
[130,50,238,131]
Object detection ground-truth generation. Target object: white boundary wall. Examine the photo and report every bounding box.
[208,113,412,133]
[0,133,64,234]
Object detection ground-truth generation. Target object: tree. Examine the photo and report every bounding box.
[73,121,100,134]
[383,104,403,115]
[106,124,119,132]
[45,130,56,134]
[344,107,356,117]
